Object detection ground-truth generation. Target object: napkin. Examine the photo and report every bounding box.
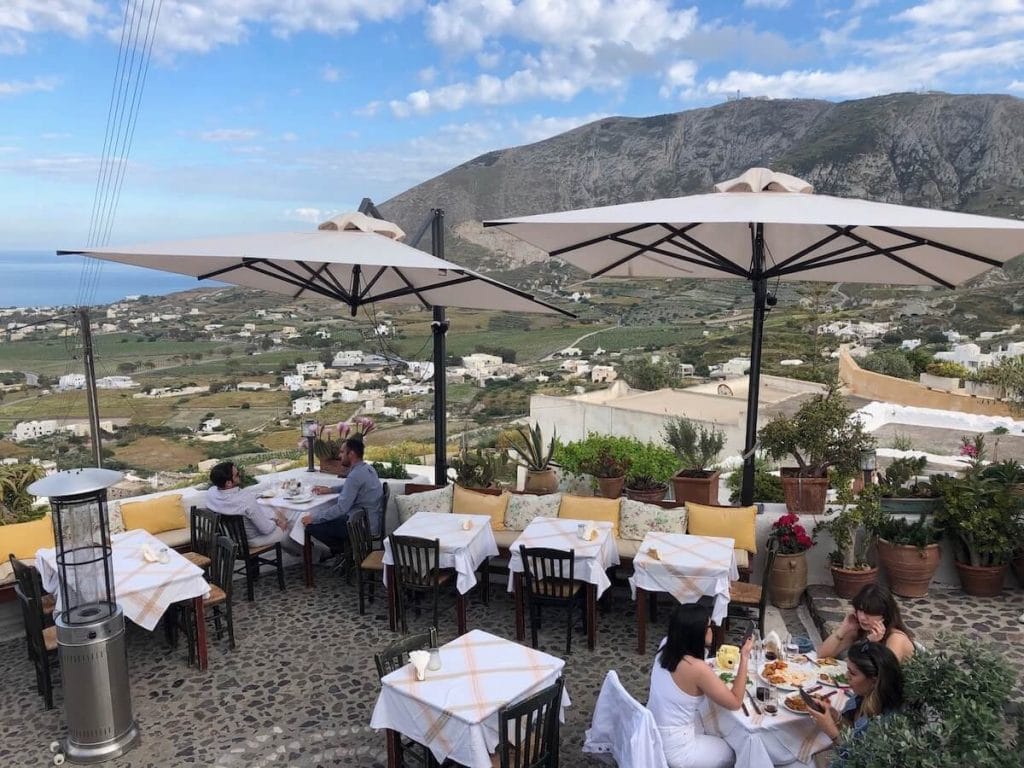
[461,518,473,530]
[141,543,159,563]
[647,547,661,561]
[409,650,430,681]
[764,630,782,656]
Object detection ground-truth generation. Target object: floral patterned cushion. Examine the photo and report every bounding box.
[503,493,562,531]
[618,499,687,541]
[395,485,453,523]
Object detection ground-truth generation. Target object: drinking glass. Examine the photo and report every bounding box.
[427,646,442,671]
[763,683,779,715]
[784,632,799,662]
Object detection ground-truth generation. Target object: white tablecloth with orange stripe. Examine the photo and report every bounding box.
[370,629,571,768]
[383,512,499,594]
[36,529,209,631]
[628,532,738,623]
[506,517,619,598]
[700,683,846,768]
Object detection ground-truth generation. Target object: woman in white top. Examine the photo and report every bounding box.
[648,603,753,768]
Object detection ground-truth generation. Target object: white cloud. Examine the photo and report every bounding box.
[198,128,259,142]
[659,60,698,98]
[894,0,1024,28]
[321,65,341,82]
[1008,79,1024,92]
[0,0,107,51]
[281,131,298,142]
[514,112,610,143]
[417,66,437,84]
[0,76,60,96]
[743,0,790,8]
[354,100,382,117]
[286,207,335,223]
[701,66,904,100]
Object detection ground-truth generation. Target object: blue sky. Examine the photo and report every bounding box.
[2,0,1023,250]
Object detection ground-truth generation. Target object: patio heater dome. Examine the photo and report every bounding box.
[29,468,140,764]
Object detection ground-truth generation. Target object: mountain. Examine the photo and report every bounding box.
[378,92,1024,279]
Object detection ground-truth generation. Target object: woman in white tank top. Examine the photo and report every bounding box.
[648,603,753,768]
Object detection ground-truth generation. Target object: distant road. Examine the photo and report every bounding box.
[541,324,617,361]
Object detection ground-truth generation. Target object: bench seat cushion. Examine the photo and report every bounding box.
[492,529,520,552]
[618,499,686,541]
[0,515,55,560]
[453,485,510,531]
[686,502,757,554]
[153,528,191,548]
[504,493,561,531]
[121,494,186,535]
[557,495,621,538]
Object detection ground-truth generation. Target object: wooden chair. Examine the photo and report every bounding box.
[348,507,384,615]
[389,535,457,635]
[183,506,218,572]
[9,555,55,661]
[519,547,582,656]
[14,583,58,709]
[179,535,238,665]
[374,628,442,768]
[371,482,390,550]
[727,540,778,635]
[493,676,564,768]
[219,513,285,602]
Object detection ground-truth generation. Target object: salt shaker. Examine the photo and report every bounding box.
[427,646,442,671]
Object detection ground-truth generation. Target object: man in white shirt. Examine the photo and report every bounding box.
[206,462,294,551]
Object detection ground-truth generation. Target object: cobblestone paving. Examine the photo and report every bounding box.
[2,564,1020,767]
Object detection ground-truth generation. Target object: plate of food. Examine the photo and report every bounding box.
[814,657,848,687]
[760,660,815,690]
[782,694,812,715]
[288,492,314,504]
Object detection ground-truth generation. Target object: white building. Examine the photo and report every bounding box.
[201,418,222,433]
[559,347,583,357]
[933,343,994,370]
[333,350,365,367]
[314,328,331,339]
[710,357,751,377]
[291,397,322,416]
[817,321,891,340]
[238,381,272,391]
[678,363,695,377]
[13,420,60,442]
[283,374,304,392]
[591,365,618,383]
[407,361,434,380]
[901,339,922,351]
[58,373,87,390]
[462,353,503,371]
[96,376,136,389]
[296,361,325,377]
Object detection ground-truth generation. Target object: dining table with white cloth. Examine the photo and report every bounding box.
[370,629,571,768]
[506,516,619,651]
[382,512,498,634]
[36,528,212,668]
[629,531,738,654]
[700,656,847,768]
[256,490,338,587]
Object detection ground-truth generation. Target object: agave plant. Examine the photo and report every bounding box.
[507,423,557,472]
[0,463,46,524]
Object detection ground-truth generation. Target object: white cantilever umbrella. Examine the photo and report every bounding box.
[60,211,574,484]
[485,167,1024,503]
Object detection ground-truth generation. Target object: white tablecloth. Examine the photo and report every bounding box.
[383,512,498,594]
[629,532,738,624]
[257,492,339,545]
[701,653,845,768]
[36,529,209,631]
[507,517,620,598]
[370,629,571,768]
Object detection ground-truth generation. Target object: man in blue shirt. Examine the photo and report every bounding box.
[304,437,383,552]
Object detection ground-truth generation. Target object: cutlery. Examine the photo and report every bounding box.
[746,689,762,715]
[806,684,823,694]
[742,701,750,717]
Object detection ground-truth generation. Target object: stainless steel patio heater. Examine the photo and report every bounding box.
[29,468,141,764]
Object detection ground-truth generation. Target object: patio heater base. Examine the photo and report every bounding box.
[56,606,141,764]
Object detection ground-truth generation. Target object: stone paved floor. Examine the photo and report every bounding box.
[2,565,1021,767]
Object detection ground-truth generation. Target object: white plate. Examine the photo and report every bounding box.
[287,493,314,504]
[759,662,816,691]
[781,695,812,716]
[258,490,277,499]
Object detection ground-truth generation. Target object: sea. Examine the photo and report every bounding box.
[1,251,204,308]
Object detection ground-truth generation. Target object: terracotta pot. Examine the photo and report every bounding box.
[876,538,941,598]
[769,552,808,608]
[596,475,625,499]
[830,565,879,600]
[672,470,721,505]
[524,468,558,494]
[318,458,349,477]
[954,561,1008,597]
[779,472,828,513]
[624,484,668,503]
[1013,553,1024,587]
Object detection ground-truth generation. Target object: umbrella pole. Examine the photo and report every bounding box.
[741,226,767,506]
[431,209,449,487]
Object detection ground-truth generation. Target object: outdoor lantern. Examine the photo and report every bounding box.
[860,449,878,488]
[29,468,140,764]
[303,419,318,472]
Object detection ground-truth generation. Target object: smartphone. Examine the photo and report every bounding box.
[799,687,825,713]
[742,624,756,644]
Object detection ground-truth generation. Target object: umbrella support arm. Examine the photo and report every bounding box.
[741,226,768,506]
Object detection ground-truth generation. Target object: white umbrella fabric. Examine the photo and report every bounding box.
[485,167,1024,503]
[60,212,574,485]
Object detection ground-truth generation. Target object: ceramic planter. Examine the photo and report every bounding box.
[596,476,625,499]
[830,565,879,599]
[671,470,720,505]
[524,468,558,494]
[954,561,1008,597]
[624,484,668,503]
[780,470,828,513]
[876,538,941,598]
[769,552,808,608]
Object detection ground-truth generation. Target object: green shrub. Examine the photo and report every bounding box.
[726,459,785,503]
[925,360,970,379]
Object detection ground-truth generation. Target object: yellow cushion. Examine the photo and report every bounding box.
[452,485,510,531]
[120,494,186,535]
[557,495,621,538]
[0,515,55,560]
[686,502,757,554]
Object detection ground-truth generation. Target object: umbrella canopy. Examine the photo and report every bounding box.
[485,167,1024,503]
[60,213,572,318]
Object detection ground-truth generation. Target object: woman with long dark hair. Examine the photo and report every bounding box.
[647,603,753,768]
[817,584,915,662]
[807,641,904,760]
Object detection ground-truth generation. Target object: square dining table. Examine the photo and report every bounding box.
[629,531,738,654]
[506,516,619,650]
[382,512,498,635]
[256,490,338,587]
[370,629,571,768]
[36,528,212,668]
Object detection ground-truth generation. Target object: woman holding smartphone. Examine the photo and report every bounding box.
[806,641,904,760]
[817,584,915,663]
[647,604,753,768]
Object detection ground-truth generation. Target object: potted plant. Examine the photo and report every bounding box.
[307,417,377,476]
[757,385,875,513]
[508,423,558,494]
[0,463,46,524]
[813,478,880,598]
[371,460,412,480]
[448,444,506,490]
[766,512,814,608]
[663,417,726,504]
[624,441,678,503]
[878,455,941,514]
[726,456,785,504]
[557,433,634,498]
[932,435,1019,596]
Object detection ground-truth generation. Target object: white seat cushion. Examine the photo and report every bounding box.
[153,528,190,548]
